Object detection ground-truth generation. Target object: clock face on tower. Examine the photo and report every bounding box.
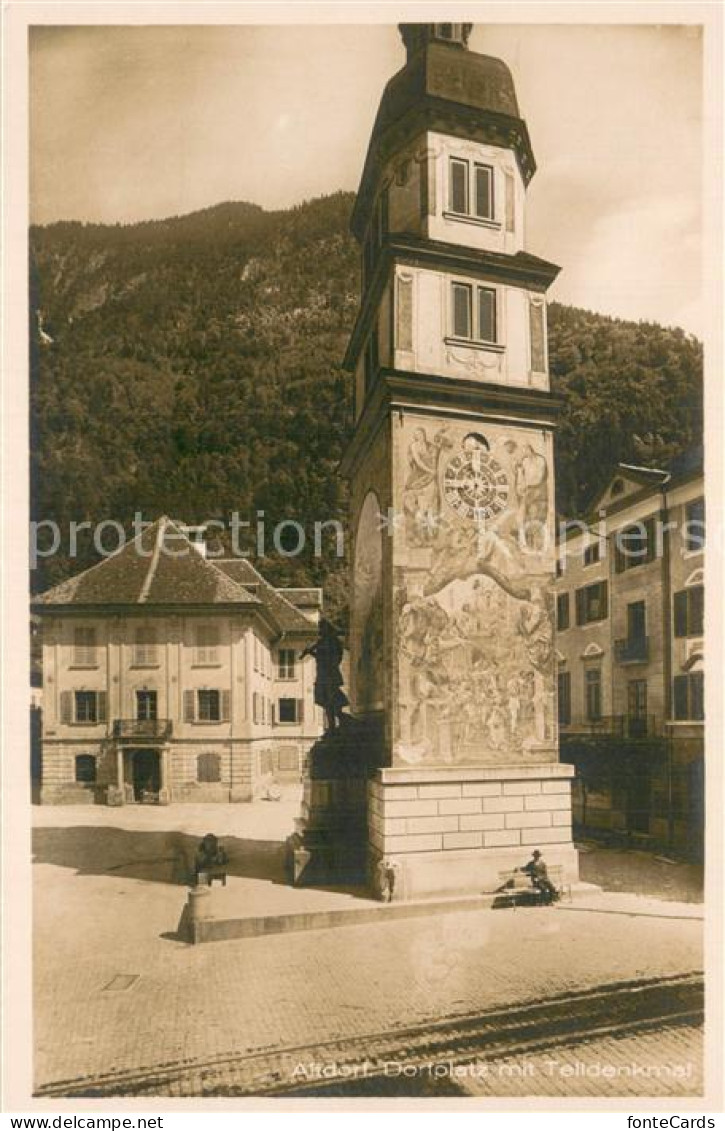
[443,437,510,522]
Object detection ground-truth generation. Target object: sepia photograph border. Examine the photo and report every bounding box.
[2,0,723,1114]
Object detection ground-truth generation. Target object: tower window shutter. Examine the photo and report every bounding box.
[452,283,472,338]
[575,588,585,626]
[478,287,497,343]
[221,690,231,722]
[673,591,688,638]
[183,690,195,723]
[396,274,413,351]
[450,158,468,213]
[598,581,608,620]
[474,164,493,220]
[529,299,545,372]
[504,169,515,232]
[97,691,107,724]
[60,690,72,724]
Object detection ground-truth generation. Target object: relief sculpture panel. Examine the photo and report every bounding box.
[392,417,556,767]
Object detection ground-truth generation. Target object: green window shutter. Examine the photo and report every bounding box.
[673,675,688,720]
[297,698,305,723]
[598,581,608,620]
[690,586,704,636]
[645,516,657,563]
[690,673,704,721]
[673,590,688,638]
[221,690,231,722]
[97,691,107,723]
[575,588,586,626]
[183,690,195,723]
[60,690,72,724]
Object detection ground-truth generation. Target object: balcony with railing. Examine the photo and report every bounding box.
[560,714,659,741]
[113,719,172,741]
[614,636,650,664]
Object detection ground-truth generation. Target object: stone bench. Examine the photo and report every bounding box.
[497,865,570,908]
[194,864,227,887]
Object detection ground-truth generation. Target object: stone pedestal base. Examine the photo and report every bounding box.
[288,775,369,885]
[286,716,383,886]
[368,763,580,901]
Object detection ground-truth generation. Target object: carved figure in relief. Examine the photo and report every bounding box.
[403,426,452,545]
[513,443,549,550]
[518,585,554,673]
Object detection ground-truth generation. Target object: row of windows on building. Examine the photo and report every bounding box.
[60,688,305,726]
[556,584,704,637]
[556,500,705,577]
[557,670,704,727]
[68,628,300,678]
[73,750,227,785]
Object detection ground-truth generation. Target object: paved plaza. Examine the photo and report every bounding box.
[33,795,704,1098]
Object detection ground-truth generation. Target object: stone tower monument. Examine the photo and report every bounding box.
[340,23,580,899]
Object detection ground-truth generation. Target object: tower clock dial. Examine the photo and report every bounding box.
[443,443,510,522]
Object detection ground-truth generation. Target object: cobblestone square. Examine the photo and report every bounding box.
[33,798,704,1098]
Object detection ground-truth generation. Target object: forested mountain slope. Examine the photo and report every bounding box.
[30,193,703,620]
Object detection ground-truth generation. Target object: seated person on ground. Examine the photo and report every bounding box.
[519,849,559,903]
[194,832,228,885]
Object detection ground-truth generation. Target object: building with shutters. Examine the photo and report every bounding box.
[555,446,704,856]
[31,516,323,804]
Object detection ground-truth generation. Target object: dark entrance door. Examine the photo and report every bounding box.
[627,678,648,738]
[131,749,160,802]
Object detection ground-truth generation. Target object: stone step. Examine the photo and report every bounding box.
[180,881,601,944]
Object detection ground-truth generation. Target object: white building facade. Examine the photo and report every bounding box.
[33,517,323,804]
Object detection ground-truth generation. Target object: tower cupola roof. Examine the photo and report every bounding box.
[399,23,473,59]
[351,25,534,240]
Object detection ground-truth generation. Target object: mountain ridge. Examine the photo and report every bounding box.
[30,193,703,624]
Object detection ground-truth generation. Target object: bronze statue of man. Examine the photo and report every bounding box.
[300,619,349,733]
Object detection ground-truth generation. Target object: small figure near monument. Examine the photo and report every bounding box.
[519,849,559,904]
[194,833,228,887]
[301,618,349,733]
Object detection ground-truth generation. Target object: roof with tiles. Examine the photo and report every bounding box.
[33,517,261,610]
[213,559,317,635]
[32,517,319,639]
